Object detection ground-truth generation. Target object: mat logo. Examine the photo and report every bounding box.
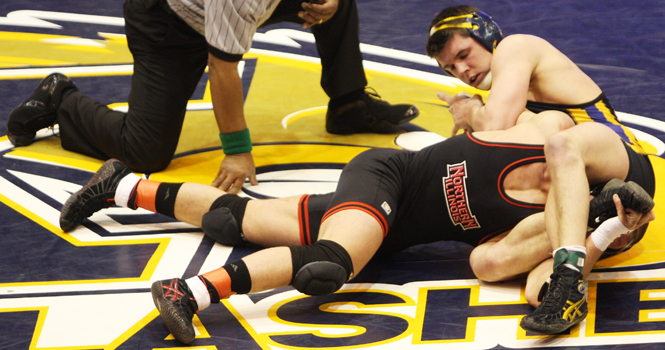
[200,280,665,348]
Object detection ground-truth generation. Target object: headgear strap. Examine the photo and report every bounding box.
[429,14,476,36]
[429,12,503,53]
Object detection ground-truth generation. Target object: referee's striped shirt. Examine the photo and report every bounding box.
[167,0,281,60]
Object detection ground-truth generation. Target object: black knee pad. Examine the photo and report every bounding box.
[201,194,251,246]
[292,261,348,296]
[201,207,247,246]
[289,240,354,296]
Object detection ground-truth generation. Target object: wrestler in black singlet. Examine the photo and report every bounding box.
[304,132,547,255]
[297,131,655,255]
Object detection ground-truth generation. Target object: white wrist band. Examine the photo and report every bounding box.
[591,217,631,251]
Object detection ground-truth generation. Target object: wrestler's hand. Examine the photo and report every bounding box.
[614,194,655,230]
[438,92,483,137]
[212,152,259,194]
[299,0,338,29]
[437,91,471,106]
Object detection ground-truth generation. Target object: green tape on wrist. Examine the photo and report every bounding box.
[219,128,252,155]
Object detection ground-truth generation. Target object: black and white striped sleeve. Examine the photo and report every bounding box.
[204,0,276,61]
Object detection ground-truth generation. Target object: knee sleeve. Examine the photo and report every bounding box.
[201,207,246,245]
[201,194,251,246]
[289,240,354,296]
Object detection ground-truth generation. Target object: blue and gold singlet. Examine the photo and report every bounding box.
[525,93,646,154]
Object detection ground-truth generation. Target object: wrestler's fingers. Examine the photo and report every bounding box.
[613,194,634,228]
[637,209,656,227]
[437,91,453,104]
[613,194,652,230]
[450,124,461,138]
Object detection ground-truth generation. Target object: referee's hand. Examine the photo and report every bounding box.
[298,0,338,29]
[212,152,258,194]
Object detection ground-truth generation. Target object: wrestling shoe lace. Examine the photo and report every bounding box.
[151,278,198,344]
[520,265,587,334]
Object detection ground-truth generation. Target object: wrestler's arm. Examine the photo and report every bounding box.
[465,36,538,131]
[469,212,551,282]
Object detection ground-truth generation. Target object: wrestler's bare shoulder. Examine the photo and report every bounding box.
[498,34,553,51]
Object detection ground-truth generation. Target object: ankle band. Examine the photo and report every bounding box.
[185,275,211,311]
[155,183,183,219]
[114,173,141,208]
[202,267,234,300]
[134,179,160,212]
[200,276,221,303]
[553,246,586,271]
[223,259,252,295]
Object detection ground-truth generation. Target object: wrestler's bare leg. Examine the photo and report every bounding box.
[544,122,629,251]
[172,183,303,246]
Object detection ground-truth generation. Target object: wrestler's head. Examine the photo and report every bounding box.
[426,5,502,90]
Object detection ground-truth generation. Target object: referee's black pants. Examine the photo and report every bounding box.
[57,0,368,173]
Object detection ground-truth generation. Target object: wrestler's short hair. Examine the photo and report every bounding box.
[426,5,502,57]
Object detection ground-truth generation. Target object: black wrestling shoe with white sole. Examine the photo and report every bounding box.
[59,159,132,232]
[7,73,77,146]
[520,265,587,334]
[151,278,198,344]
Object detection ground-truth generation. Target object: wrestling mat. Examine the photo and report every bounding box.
[1,0,665,348]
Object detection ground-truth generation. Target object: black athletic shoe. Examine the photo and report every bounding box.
[59,159,133,232]
[151,278,198,344]
[520,265,587,335]
[7,73,77,146]
[326,89,419,135]
[588,178,654,229]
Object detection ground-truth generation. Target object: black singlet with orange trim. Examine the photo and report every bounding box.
[376,132,547,254]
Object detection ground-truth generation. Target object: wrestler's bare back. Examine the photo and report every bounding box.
[471,110,575,205]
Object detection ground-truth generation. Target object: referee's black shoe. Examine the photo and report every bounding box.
[59,159,132,232]
[326,88,419,135]
[7,73,77,146]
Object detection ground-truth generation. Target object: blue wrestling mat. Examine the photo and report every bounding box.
[1,0,665,348]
